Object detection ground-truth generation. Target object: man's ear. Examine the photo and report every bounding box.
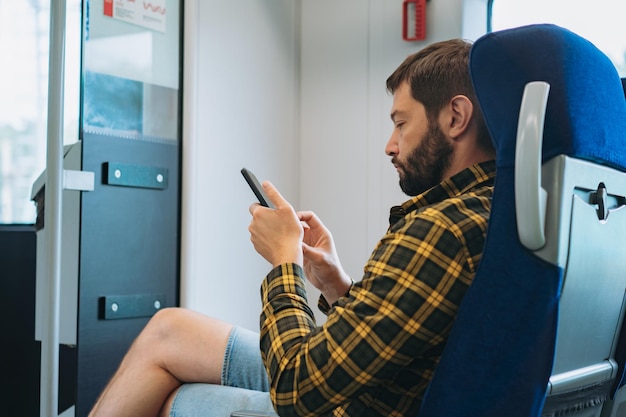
[443,95,473,140]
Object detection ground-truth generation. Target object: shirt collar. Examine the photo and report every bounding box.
[389,160,496,226]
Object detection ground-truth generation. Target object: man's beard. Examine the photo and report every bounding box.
[396,123,454,196]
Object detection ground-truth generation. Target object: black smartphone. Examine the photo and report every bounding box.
[241,168,275,209]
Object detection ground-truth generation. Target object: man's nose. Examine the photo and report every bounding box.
[385,132,398,156]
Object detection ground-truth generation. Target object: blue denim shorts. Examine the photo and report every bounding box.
[169,326,274,417]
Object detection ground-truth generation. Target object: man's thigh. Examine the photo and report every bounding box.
[221,326,269,391]
[168,326,272,417]
[170,383,274,417]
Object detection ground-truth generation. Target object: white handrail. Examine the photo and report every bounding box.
[43,0,66,415]
[515,81,550,251]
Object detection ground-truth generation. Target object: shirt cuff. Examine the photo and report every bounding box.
[261,263,307,304]
[318,294,332,314]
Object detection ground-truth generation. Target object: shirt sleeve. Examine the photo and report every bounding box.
[259,212,475,417]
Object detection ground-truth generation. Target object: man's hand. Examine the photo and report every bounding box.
[248,181,304,267]
[298,211,352,305]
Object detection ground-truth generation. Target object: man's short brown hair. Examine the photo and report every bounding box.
[386,39,493,153]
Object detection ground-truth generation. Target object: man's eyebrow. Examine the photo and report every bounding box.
[390,110,406,122]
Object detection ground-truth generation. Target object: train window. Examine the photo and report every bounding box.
[0,0,81,224]
[491,0,626,76]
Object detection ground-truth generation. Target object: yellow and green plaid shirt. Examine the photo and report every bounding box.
[260,161,496,417]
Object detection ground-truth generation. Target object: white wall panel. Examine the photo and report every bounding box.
[181,0,300,330]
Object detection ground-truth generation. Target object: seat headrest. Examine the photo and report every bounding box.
[470,24,626,172]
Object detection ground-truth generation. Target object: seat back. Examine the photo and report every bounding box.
[419,24,626,417]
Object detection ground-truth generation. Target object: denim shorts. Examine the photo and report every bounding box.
[169,326,275,417]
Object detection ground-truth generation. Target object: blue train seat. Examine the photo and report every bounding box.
[419,24,626,417]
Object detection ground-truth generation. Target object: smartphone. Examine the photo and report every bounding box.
[241,168,275,209]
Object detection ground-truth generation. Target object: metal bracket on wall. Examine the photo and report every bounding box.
[103,162,169,190]
[100,294,166,320]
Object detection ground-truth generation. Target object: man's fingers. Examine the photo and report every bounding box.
[263,181,290,209]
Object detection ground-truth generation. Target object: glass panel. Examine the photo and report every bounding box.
[491,0,626,76]
[0,0,81,224]
[81,0,180,142]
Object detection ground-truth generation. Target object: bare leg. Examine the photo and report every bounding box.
[89,308,233,417]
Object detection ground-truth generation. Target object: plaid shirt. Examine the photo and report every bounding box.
[260,161,496,417]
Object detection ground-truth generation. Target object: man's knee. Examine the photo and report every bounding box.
[139,307,191,347]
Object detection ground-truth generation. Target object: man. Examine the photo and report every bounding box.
[89,38,496,417]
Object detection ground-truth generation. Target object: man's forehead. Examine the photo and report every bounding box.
[390,84,423,118]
